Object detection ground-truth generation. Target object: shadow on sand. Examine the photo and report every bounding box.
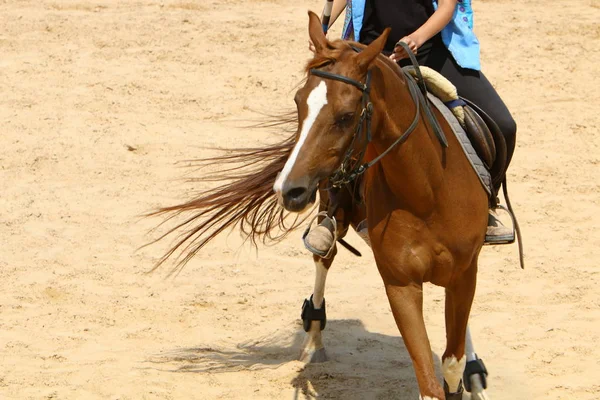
[146,319,445,399]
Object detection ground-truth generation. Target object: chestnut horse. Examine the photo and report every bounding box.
[151,12,494,400]
[272,13,491,399]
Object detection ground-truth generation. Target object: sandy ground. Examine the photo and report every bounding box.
[1,0,599,399]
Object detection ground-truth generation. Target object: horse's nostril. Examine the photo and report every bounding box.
[286,187,307,201]
[281,184,314,212]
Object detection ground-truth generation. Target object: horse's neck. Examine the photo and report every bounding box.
[366,61,445,214]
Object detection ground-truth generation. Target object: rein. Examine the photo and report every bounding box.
[309,42,448,187]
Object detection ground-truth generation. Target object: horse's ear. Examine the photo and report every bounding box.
[308,10,328,53]
[356,28,390,72]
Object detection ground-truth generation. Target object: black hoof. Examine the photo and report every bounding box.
[444,380,464,400]
[463,357,488,392]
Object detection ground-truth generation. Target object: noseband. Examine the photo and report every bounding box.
[309,42,447,187]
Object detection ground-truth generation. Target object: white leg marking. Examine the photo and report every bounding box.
[273,81,328,193]
[299,259,329,363]
[470,377,491,400]
[311,260,328,309]
[464,327,490,398]
[442,356,466,393]
[419,396,440,400]
[465,325,477,361]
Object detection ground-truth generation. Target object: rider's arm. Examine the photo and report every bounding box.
[410,0,456,47]
[327,0,348,30]
[390,0,456,60]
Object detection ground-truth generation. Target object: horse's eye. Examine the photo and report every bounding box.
[335,112,355,127]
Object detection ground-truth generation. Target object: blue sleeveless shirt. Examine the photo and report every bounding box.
[342,0,481,71]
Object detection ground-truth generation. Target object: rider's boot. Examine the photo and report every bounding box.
[485,209,514,244]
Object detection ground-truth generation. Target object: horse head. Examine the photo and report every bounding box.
[273,11,389,213]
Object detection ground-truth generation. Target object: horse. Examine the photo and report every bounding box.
[150,11,496,400]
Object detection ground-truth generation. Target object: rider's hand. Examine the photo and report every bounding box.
[389,36,418,62]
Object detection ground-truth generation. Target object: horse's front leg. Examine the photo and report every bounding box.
[384,282,445,399]
[442,259,491,400]
[299,253,335,363]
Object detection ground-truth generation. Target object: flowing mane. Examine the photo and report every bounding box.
[146,115,306,274]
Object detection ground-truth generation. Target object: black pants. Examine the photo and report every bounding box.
[405,41,517,167]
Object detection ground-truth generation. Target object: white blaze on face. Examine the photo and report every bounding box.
[273,81,328,193]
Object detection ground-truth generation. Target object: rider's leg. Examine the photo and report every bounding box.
[423,45,517,168]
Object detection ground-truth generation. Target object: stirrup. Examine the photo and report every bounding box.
[484,205,515,245]
[302,211,337,259]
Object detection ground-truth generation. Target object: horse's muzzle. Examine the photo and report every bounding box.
[280,185,317,213]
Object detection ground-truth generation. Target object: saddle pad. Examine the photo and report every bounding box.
[406,66,465,125]
[427,93,493,197]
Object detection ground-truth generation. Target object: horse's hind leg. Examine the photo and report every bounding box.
[299,186,353,363]
[299,253,334,363]
[465,326,490,400]
[442,260,481,399]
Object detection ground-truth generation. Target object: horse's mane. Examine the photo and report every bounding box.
[145,112,305,275]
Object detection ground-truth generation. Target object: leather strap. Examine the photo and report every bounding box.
[310,69,369,92]
[307,42,448,188]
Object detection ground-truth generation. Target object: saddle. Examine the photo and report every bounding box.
[404,66,524,267]
[461,98,507,194]
[404,66,509,201]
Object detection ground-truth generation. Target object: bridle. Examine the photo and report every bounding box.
[309,42,448,188]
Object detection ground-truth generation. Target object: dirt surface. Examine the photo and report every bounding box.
[1,0,599,399]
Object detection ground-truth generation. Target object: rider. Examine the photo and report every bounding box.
[305,0,517,254]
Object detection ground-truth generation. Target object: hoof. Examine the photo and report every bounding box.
[443,380,464,400]
[444,392,463,400]
[299,347,328,364]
